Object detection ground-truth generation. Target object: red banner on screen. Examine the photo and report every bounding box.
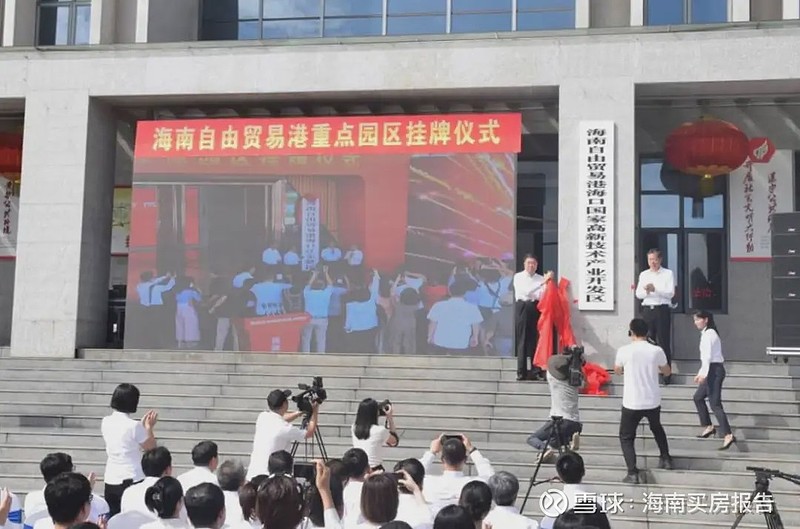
[135,114,522,158]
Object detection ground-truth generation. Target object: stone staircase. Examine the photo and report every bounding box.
[0,350,798,529]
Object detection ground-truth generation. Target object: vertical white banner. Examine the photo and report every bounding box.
[301,197,320,271]
[577,121,616,311]
[0,175,19,258]
[729,150,794,260]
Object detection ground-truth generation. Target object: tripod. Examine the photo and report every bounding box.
[730,466,800,529]
[290,415,329,462]
[520,415,569,513]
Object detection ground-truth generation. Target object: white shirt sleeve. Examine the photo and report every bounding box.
[323,508,343,529]
[427,303,441,323]
[698,330,716,377]
[420,451,436,472]
[634,271,648,300]
[614,348,626,369]
[288,424,308,443]
[468,304,484,325]
[133,421,149,445]
[656,347,668,368]
[470,450,495,478]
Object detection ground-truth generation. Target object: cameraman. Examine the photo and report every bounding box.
[351,398,399,471]
[526,353,583,463]
[246,388,320,480]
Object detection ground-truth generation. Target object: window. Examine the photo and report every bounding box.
[638,158,728,313]
[517,0,575,31]
[646,0,728,25]
[201,0,576,40]
[37,0,91,46]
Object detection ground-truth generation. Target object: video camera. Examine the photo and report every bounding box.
[292,376,328,416]
[564,345,586,387]
[378,399,393,417]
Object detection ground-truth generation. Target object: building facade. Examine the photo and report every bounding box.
[1,0,799,363]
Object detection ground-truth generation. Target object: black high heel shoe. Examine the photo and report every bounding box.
[697,427,716,439]
[719,436,737,450]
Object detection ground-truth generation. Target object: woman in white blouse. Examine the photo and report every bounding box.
[141,476,188,529]
[351,398,399,471]
[101,383,159,517]
[692,310,735,450]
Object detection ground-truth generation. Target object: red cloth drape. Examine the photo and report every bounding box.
[533,278,578,370]
[581,362,611,396]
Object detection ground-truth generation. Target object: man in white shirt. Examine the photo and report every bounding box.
[216,460,246,527]
[513,254,553,381]
[37,474,92,529]
[614,318,674,484]
[25,452,109,529]
[539,453,590,529]
[420,434,495,515]
[262,244,282,266]
[0,489,22,529]
[321,242,342,264]
[485,472,538,529]
[121,447,173,518]
[392,459,433,529]
[184,483,226,529]
[635,248,676,384]
[178,441,219,492]
[345,245,364,267]
[427,279,483,354]
[246,389,320,480]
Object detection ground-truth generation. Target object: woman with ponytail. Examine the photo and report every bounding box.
[142,477,187,528]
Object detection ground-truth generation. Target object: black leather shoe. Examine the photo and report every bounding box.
[622,472,640,485]
[658,456,674,470]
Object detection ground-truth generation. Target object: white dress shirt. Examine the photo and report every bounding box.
[635,267,675,306]
[222,490,244,527]
[484,505,538,529]
[177,466,219,492]
[25,488,110,528]
[141,518,190,529]
[0,492,22,529]
[101,411,150,485]
[342,480,365,527]
[321,247,343,262]
[513,272,546,302]
[615,341,668,410]
[395,494,433,529]
[107,510,156,529]
[698,328,724,377]
[262,248,282,265]
[351,424,391,468]
[539,484,591,529]
[284,251,300,266]
[246,411,307,480]
[121,476,159,519]
[298,509,343,529]
[419,450,495,515]
[346,250,364,266]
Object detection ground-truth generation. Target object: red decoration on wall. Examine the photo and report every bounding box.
[0,133,23,174]
[664,117,749,194]
[748,137,776,164]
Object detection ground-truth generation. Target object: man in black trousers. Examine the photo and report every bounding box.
[513,254,553,381]
[635,248,675,385]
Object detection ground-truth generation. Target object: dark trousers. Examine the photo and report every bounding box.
[104,480,135,517]
[693,363,731,436]
[527,418,583,450]
[642,305,672,365]
[619,406,670,474]
[515,300,540,376]
[346,328,378,353]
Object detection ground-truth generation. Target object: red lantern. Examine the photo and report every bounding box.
[0,133,23,174]
[664,117,749,194]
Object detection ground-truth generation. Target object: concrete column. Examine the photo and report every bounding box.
[630,0,644,25]
[90,0,117,44]
[2,0,36,47]
[135,0,149,43]
[784,0,800,19]
[558,78,636,365]
[731,0,750,21]
[11,93,115,357]
[576,0,590,28]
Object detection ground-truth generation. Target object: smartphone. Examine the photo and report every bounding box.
[441,434,463,443]
[293,462,316,483]
[387,471,405,483]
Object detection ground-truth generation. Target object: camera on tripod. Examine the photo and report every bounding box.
[378,399,392,416]
[564,345,586,387]
[292,376,328,416]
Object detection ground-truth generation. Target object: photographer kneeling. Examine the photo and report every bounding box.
[352,398,399,472]
[246,388,321,480]
[527,351,584,463]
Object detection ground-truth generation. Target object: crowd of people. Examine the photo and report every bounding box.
[131,238,520,356]
[0,381,613,529]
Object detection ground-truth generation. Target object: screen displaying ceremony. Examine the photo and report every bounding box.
[125,114,522,354]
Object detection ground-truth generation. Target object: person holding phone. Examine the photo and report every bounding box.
[352,398,400,471]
